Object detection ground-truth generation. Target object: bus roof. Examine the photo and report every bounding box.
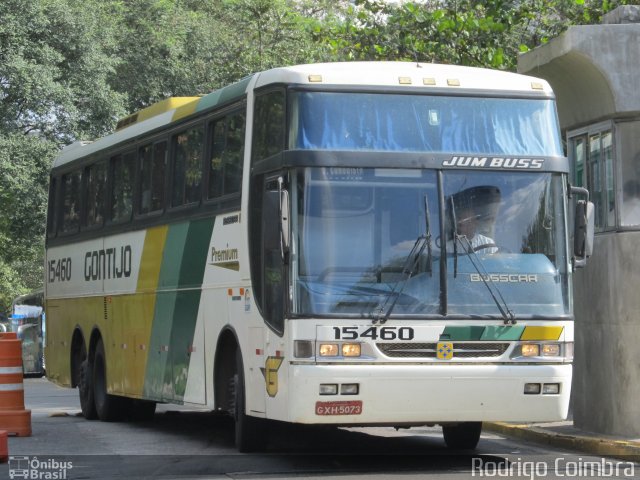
[52,62,553,170]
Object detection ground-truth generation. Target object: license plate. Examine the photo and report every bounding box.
[315,400,363,416]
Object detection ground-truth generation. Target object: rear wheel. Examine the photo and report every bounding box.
[78,359,97,420]
[93,339,126,421]
[231,352,267,452]
[442,422,482,450]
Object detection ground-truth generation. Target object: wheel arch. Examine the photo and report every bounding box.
[70,326,87,388]
[213,326,240,412]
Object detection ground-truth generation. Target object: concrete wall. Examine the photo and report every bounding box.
[573,233,640,435]
[519,6,640,436]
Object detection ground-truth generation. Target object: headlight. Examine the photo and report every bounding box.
[511,342,571,360]
[342,343,361,357]
[521,344,540,357]
[319,343,339,357]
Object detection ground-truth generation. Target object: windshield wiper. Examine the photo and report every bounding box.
[455,235,516,325]
[374,195,432,324]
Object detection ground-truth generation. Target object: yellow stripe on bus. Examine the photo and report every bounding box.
[137,226,169,293]
[520,326,564,341]
[171,98,201,122]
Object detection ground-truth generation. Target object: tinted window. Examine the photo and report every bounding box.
[172,126,203,207]
[110,152,135,222]
[139,141,166,214]
[84,161,106,227]
[60,170,82,233]
[208,111,245,199]
[252,91,285,162]
[46,177,57,238]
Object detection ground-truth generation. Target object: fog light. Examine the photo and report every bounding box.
[294,340,314,358]
[342,343,361,357]
[542,344,560,356]
[319,344,339,356]
[319,384,338,395]
[522,344,540,357]
[341,383,359,395]
[543,383,560,395]
[524,383,541,394]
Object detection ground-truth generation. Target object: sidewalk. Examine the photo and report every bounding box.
[485,421,640,462]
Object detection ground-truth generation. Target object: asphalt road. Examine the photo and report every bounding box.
[1,378,637,480]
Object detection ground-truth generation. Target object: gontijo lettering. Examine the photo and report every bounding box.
[84,246,132,281]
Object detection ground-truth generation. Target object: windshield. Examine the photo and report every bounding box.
[290,92,563,157]
[292,168,570,319]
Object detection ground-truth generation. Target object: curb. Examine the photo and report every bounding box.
[484,422,640,462]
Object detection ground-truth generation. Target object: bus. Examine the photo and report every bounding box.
[11,290,46,377]
[44,62,593,452]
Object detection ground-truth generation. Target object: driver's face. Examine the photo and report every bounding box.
[457,208,478,237]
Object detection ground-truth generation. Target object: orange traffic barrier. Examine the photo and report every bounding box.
[0,334,31,436]
[0,430,7,462]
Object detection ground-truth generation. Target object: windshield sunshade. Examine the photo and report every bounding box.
[290,92,562,157]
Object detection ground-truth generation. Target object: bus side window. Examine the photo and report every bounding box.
[139,141,166,214]
[208,111,245,199]
[60,170,82,234]
[46,176,57,238]
[172,126,204,207]
[252,90,285,163]
[84,161,106,228]
[110,152,135,223]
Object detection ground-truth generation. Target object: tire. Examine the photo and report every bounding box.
[231,352,267,452]
[79,359,97,420]
[93,339,126,421]
[442,422,482,450]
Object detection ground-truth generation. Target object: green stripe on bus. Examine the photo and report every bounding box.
[480,325,525,341]
[170,217,215,401]
[196,76,253,113]
[143,218,215,402]
[441,326,485,341]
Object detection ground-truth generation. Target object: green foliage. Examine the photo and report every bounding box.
[0,134,55,311]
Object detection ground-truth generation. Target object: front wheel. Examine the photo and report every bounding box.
[231,353,267,452]
[442,422,482,450]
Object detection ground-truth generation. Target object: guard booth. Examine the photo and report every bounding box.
[11,290,46,377]
[518,5,640,436]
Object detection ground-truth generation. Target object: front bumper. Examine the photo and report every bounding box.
[287,363,571,425]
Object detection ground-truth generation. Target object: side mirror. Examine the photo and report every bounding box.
[278,176,290,261]
[573,196,594,268]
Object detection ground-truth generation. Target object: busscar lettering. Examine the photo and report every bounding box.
[84,245,132,281]
[443,156,544,169]
[470,273,538,283]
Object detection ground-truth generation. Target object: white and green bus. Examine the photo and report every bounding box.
[45,62,593,451]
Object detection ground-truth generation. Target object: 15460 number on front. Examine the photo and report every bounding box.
[332,326,414,341]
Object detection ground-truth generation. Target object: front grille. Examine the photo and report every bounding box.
[377,342,509,358]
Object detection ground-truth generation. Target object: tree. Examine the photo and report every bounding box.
[317,0,640,70]
[0,0,126,313]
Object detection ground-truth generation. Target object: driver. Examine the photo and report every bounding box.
[451,186,500,254]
